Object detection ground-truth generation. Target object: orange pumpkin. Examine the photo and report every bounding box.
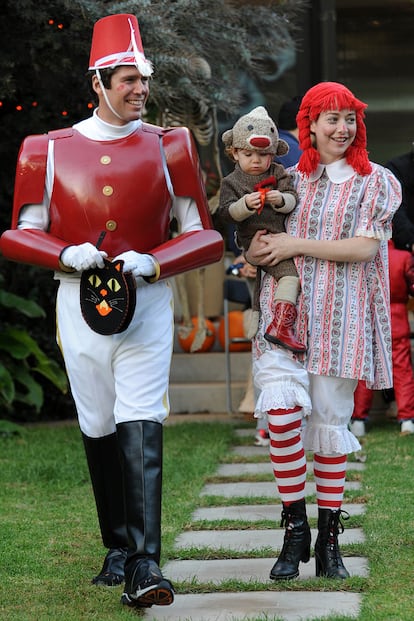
[177,317,216,352]
[218,311,251,352]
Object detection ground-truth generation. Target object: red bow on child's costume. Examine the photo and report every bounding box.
[253,176,277,214]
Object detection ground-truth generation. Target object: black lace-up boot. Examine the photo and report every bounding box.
[314,508,350,579]
[269,499,311,580]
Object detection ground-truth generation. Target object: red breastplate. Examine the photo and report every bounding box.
[49,128,172,255]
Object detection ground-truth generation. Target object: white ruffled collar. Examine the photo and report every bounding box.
[308,158,355,183]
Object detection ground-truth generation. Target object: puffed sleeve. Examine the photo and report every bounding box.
[355,163,402,241]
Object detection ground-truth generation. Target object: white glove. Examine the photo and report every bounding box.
[60,242,108,271]
[114,251,156,280]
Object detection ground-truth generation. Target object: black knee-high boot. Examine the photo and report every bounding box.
[314,508,350,579]
[82,433,129,586]
[116,420,174,609]
[269,499,311,580]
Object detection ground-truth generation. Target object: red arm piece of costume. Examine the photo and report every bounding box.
[147,229,223,282]
[0,229,68,271]
[162,127,213,230]
[0,227,224,277]
[147,126,224,279]
[0,132,71,271]
[11,134,50,228]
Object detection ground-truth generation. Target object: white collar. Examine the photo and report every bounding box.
[308,158,355,183]
[73,109,142,140]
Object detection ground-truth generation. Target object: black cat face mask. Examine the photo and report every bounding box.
[80,259,136,335]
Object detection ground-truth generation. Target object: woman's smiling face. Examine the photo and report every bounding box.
[310,108,357,164]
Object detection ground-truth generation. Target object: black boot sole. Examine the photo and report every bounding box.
[269,569,300,581]
[269,548,310,581]
[122,580,174,608]
[264,332,307,354]
[92,572,124,586]
[91,547,128,586]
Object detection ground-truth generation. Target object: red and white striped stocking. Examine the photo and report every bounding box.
[313,453,347,510]
[268,407,306,505]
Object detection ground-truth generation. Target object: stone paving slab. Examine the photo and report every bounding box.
[217,462,274,476]
[232,445,274,457]
[192,503,365,522]
[143,591,361,621]
[201,481,361,498]
[232,445,366,465]
[216,462,365,476]
[235,428,261,437]
[174,527,365,551]
[163,556,369,583]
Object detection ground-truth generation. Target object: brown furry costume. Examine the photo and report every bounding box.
[219,161,298,279]
[218,106,305,352]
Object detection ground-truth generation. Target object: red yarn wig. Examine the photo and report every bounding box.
[296,81,372,177]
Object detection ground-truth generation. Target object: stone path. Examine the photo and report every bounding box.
[145,427,367,621]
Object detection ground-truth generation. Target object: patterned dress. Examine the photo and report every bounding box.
[253,158,402,421]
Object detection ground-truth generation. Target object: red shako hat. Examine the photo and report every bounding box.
[296,81,371,176]
[88,14,153,76]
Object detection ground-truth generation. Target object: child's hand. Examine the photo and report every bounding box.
[233,254,257,278]
[245,192,263,211]
[265,189,285,207]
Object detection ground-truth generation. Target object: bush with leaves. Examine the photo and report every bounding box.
[0,274,68,417]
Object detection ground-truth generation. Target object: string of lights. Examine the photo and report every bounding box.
[0,17,94,118]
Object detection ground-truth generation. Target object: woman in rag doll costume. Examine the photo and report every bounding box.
[246,81,401,580]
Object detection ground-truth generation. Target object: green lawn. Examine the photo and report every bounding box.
[0,415,413,620]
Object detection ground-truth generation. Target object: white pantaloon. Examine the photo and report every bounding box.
[253,347,361,454]
[304,373,361,454]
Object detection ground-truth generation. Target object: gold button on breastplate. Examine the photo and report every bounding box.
[100,155,111,165]
[106,220,117,231]
[102,185,113,196]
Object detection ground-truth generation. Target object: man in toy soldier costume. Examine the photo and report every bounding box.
[0,13,223,609]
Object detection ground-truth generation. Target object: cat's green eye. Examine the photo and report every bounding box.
[107,278,121,292]
[88,274,102,287]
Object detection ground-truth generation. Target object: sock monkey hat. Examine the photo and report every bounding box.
[222,106,289,160]
[296,81,371,176]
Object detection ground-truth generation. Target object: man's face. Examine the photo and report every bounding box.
[93,66,150,125]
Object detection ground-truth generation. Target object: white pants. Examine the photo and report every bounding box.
[56,277,174,438]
